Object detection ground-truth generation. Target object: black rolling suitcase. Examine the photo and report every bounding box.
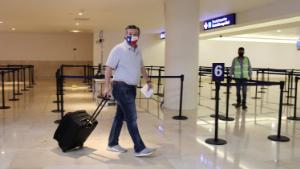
[53,98,108,152]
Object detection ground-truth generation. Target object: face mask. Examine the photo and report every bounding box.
[126,35,139,47]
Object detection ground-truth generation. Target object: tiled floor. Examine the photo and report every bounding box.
[1,78,300,169]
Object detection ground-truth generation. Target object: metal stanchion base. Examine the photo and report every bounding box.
[258,91,266,93]
[27,86,33,88]
[223,92,231,94]
[212,89,216,91]
[205,138,227,145]
[21,89,29,91]
[261,87,267,89]
[283,90,288,93]
[172,116,188,120]
[287,116,300,121]
[54,120,61,124]
[15,93,23,95]
[9,98,19,101]
[268,135,290,142]
[219,116,235,121]
[210,114,234,121]
[251,97,261,99]
[0,106,10,109]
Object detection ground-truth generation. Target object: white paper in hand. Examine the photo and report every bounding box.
[141,84,153,98]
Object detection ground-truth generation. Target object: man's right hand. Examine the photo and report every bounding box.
[103,87,111,99]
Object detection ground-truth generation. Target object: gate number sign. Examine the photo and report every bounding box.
[212,63,224,81]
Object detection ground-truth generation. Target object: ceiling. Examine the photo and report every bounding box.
[0,0,295,36]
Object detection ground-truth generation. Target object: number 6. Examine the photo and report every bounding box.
[214,65,223,77]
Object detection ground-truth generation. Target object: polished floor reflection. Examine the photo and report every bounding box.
[1,78,300,169]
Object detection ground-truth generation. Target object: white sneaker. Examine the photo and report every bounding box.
[134,148,156,157]
[107,145,128,153]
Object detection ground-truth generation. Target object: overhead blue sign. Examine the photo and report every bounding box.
[160,32,166,39]
[203,13,236,31]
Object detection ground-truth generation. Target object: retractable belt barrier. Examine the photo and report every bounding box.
[206,79,290,146]
[53,65,186,122]
[0,65,35,110]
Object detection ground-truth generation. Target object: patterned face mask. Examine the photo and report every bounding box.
[126,35,139,47]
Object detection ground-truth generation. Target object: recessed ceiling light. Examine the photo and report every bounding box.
[75,22,80,26]
[277,29,282,33]
[77,10,84,16]
[0,21,3,24]
[70,30,80,33]
[11,28,16,31]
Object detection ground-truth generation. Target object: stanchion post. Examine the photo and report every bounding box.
[268,81,290,142]
[83,65,87,83]
[15,68,22,95]
[156,68,162,96]
[52,70,62,113]
[283,71,288,92]
[9,70,19,101]
[206,81,227,145]
[288,77,300,121]
[173,74,188,120]
[261,70,267,90]
[0,71,10,109]
[54,70,63,124]
[252,70,261,99]
[31,65,36,85]
[283,71,293,106]
[27,66,33,88]
[60,67,65,117]
[220,77,234,121]
[22,67,29,91]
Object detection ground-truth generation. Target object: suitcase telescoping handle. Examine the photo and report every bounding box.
[86,97,110,126]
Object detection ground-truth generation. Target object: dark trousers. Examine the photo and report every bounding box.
[235,79,247,106]
[108,81,145,152]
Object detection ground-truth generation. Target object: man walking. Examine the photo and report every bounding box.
[104,25,155,157]
[230,47,252,110]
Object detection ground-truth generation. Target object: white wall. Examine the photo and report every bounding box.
[199,40,300,69]
[93,31,165,66]
[0,32,93,61]
[0,32,93,79]
[93,32,300,69]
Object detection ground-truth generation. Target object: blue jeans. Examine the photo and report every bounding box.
[235,79,247,106]
[108,81,145,152]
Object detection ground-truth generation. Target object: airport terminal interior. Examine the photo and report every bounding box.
[1,0,300,169]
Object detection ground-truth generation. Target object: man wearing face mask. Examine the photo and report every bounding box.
[103,25,155,157]
[230,47,252,110]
